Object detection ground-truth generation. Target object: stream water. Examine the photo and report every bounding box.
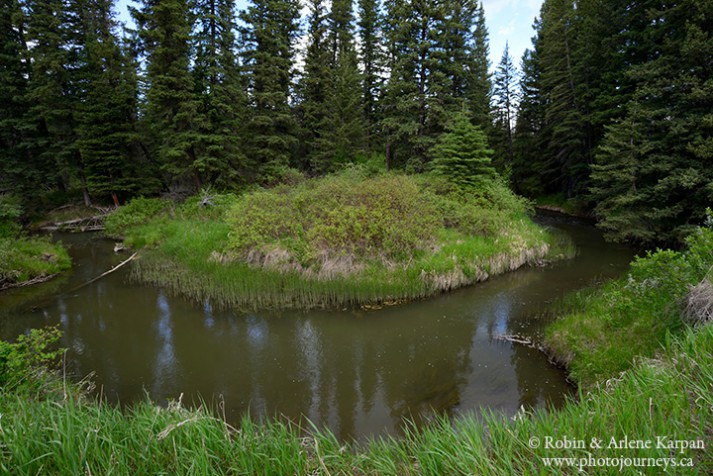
[0,213,634,441]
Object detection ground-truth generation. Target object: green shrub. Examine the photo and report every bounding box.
[227,173,442,264]
[104,197,173,237]
[0,193,23,238]
[0,326,63,393]
[177,190,239,221]
[545,223,713,387]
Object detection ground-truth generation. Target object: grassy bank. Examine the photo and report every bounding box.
[3,221,713,474]
[1,323,711,474]
[0,194,72,290]
[0,237,71,290]
[545,223,713,388]
[107,168,570,310]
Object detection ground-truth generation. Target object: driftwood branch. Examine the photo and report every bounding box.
[0,273,58,291]
[66,252,137,293]
[493,334,562,367]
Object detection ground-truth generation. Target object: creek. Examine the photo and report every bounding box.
[0,213,634,441]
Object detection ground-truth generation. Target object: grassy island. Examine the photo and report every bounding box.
[106,168,569,310]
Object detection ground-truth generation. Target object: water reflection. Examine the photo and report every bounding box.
[0,219,635,441]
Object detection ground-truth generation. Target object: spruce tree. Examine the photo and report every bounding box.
[591,0,713,244]
[382,0,424,168]
[75,0,148,205]
[466,1,491,129]
[132,0,201,189]
[317,0,366,169]
[297,0,332,172]
[357,0,384,151]
[491,42,517,168]
[430,111,496,189]
[512,44,546,195]
[537,0,587,197]
[0,0,32,198]
[240,0,301,175]
[22,0,85,201]
[382,0,445,169]
[192,0,247,186]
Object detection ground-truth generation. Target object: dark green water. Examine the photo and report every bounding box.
[0,214,634,441]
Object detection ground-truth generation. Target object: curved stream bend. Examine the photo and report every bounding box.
[0,214,634,441]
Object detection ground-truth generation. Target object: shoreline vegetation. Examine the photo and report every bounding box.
[0,194,72,291]
[1,223,712,472]
[105,167,573,310]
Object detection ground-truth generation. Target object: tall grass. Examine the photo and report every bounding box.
[545,225,713,388]
[1,324,711,474]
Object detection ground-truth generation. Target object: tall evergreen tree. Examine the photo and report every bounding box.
[491,42,517,168]
[357,0,384,151]
[192,0,247,186]
[537,0,588,197]
[240,0,301,174]
[0,0,32,198]
[512,43,546,195]
[22,0,85,201]
[297,0,332,172]
[75,0,148,205]
[132,0,201,189]
[591,0,713,244]
[466,1,491,129]
[318,0,366,169]
[382,0,425,168]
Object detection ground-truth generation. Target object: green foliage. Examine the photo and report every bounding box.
[228,173,441,263]
[382,0,491,168]
[429,112,497,189]
[0,324,711,474]
[133,0,201,188]
[491,43,517,170]
[590,0,713,245]
[240,0,301,171]
[0,326,63,392]
[0,237,71,288]
[118,170,553,309]
[191,0,249,187]
[546,224,713,387]
[104,197,173,239]
[76,0,149,203]
[0,194,23,238]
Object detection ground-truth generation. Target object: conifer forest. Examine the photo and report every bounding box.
[1,0,711,246]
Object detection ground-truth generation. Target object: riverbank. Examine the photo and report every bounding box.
[0,236,71,291]
[1,321,711,474]
[108,169,573,310]
[3,221,712,473]
[545,224,713,389]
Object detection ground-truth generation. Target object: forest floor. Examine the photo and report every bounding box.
[105,167,574,310]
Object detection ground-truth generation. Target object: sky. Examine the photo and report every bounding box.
[482,0,542,68]
[115,0,543,72]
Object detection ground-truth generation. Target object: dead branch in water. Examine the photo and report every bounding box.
[0,273,58,291]
[66,252,137,293]
[494,333,569,371]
